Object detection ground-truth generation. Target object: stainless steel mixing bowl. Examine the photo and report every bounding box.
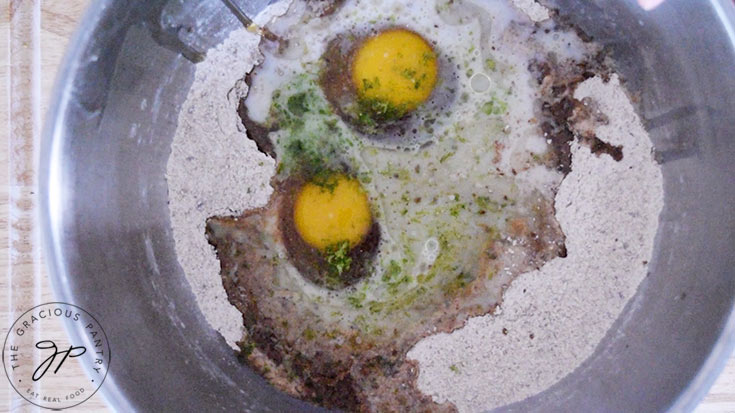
[39,0,735,411]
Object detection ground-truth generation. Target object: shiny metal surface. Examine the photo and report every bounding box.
[39,0,735,412]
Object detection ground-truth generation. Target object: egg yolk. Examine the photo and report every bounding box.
[352,29,438,113]
[293,175,372,251]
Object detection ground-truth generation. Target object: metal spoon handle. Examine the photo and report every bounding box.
[220,0,255,28]
[219,0,279,41]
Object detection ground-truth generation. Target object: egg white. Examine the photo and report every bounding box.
[241,0,596,334]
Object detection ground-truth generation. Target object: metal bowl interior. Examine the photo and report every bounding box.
[40,0,735,411]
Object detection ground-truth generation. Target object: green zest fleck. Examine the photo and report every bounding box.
[347,290,366,309]
[386,286,427,312]
[449,202,466,217]
[302,328,317,341]
[474,195,501,213]
[401,68,418,79]
[388,274,412,294]
[445,271,476,295]
[283,138,335,179]
[422,51,437,65]
[362,77,380,92]
[356,97,409,127]
[358,173,372,184]
[485,58,497,71]
[325,240,353,276]
[414,73,428,90]
[380,259,413,296]
[311,169,341,192]
[239,341,256,357]
[379,163,411,181]
[449,364,460,374]
[358,110,377,128]
[287,92,309,116]
[482,96,508,116]
[368,300,384,314]
[382,260,402,282]
[416,272,436,284]
[440,151,455,163]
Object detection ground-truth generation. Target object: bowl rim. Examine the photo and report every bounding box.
[38,0,735,411]
[39,1,135,411]
[662,5,735,413]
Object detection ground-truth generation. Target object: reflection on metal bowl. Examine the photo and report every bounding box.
[39,0,735,412]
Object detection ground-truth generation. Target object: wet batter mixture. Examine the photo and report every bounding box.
[166,0,663,412]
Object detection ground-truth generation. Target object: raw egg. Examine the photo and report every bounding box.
[351,28,438,114]
[293,174,372,251]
